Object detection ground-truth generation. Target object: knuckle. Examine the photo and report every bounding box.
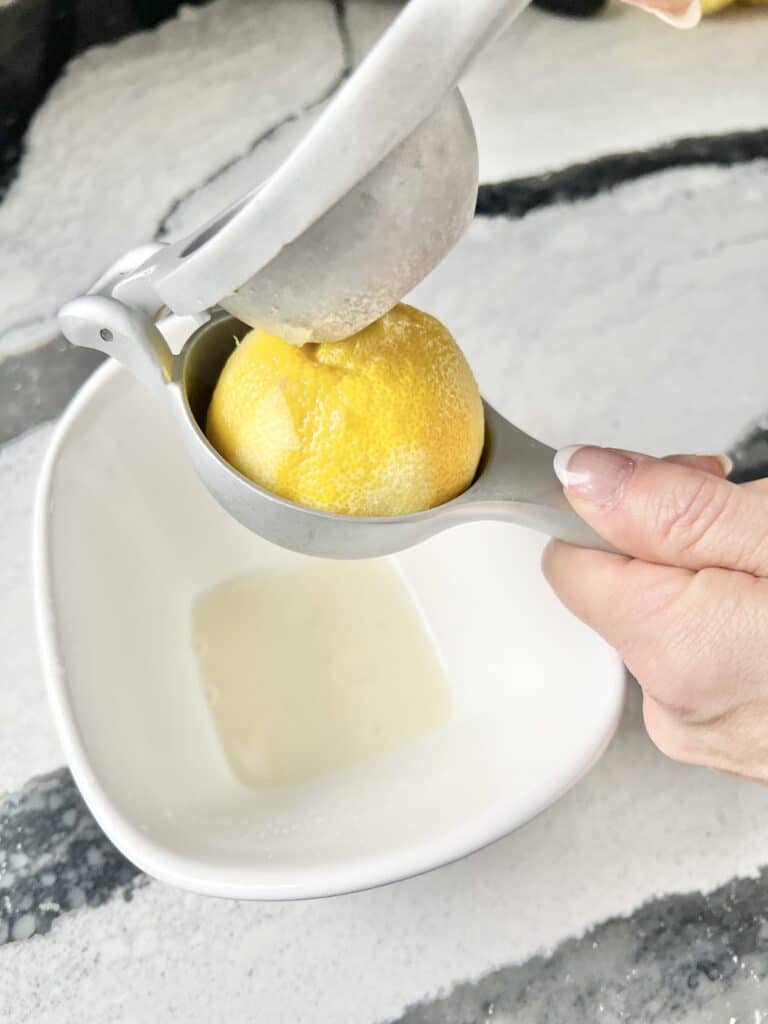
[619,570,731,717]
[627,654,697,718]
[641,694,726,769]
[651,473,732,557]
[651,731,701,768]
[648,729,692,765]
[642,698,697,764]
[638,570,767,727]
[646,674,727,726]
[645,698,738,775]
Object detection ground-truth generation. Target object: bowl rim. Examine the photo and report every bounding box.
[33,360,626,900]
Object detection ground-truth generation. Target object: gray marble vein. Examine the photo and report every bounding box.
[0,770,143,945]
[0,337,103,447]
[393,872,768,1024]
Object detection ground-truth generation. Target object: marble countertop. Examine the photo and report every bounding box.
[1,1,768,1021]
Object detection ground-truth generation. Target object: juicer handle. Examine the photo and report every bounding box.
[473,404,620,555]
[58,295,173,398]
[131,0,532,318]
[88,242,166,301]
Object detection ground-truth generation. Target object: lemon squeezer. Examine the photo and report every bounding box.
[58,0,611,559]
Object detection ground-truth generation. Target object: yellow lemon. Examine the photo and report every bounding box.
[702,0,766,12]
[206,303,484,517]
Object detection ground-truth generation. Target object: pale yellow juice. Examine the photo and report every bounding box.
[191,561,451,788]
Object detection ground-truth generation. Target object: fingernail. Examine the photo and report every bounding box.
[663,452,734,477]
[695,452,734,477]
[621,0,701,28]
[553,445,636,506]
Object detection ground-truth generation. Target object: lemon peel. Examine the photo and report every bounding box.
[206,303,484,517]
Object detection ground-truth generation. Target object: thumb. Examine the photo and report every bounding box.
[553,445,768,575]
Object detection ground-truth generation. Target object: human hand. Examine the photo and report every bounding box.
[543,445,768,783]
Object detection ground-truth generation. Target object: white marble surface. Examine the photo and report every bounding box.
[2,0,768,356]
[3,688,768,1023]
[348,2,768,181]
[1,0,768,1019]
[412,160,768,456]
[0,0,343,355]
[0,426,62,795]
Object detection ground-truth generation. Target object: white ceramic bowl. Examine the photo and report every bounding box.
[34,362,624,899]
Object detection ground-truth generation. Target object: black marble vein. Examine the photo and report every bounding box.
[476,128,768,219]
[331,0,354,73]
[154,0,352,241]
[153,75,349,242]
[391,870,768,1023]
[533,0,607,17]
[0,0,351,208]
[0,769,144,945]
[0,0,210,199]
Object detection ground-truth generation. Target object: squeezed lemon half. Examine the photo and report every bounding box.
[206,303,484,517]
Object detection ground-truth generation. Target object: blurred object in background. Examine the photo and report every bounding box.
[532,0,766,16]
[533,0,607,18]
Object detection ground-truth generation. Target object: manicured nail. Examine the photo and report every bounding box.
[621,0,701,27]
[663,452,734,477]
[696,452,734,477]
[553,445,636,506]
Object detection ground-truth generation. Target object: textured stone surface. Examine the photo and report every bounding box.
[0,425,63,794]
[3,689,768,1023]
[0,0,211,199]
[347,2,768,182]
[0,770,142,946]
[412,161,768,457]
[1,1,768,1021]
[0,0,344,355]
[394,870,768,1024]
[4,1,768,358]
[0,338,103,447]
[476,128,768,219]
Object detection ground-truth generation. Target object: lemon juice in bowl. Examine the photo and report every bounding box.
[191,560,452,788]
